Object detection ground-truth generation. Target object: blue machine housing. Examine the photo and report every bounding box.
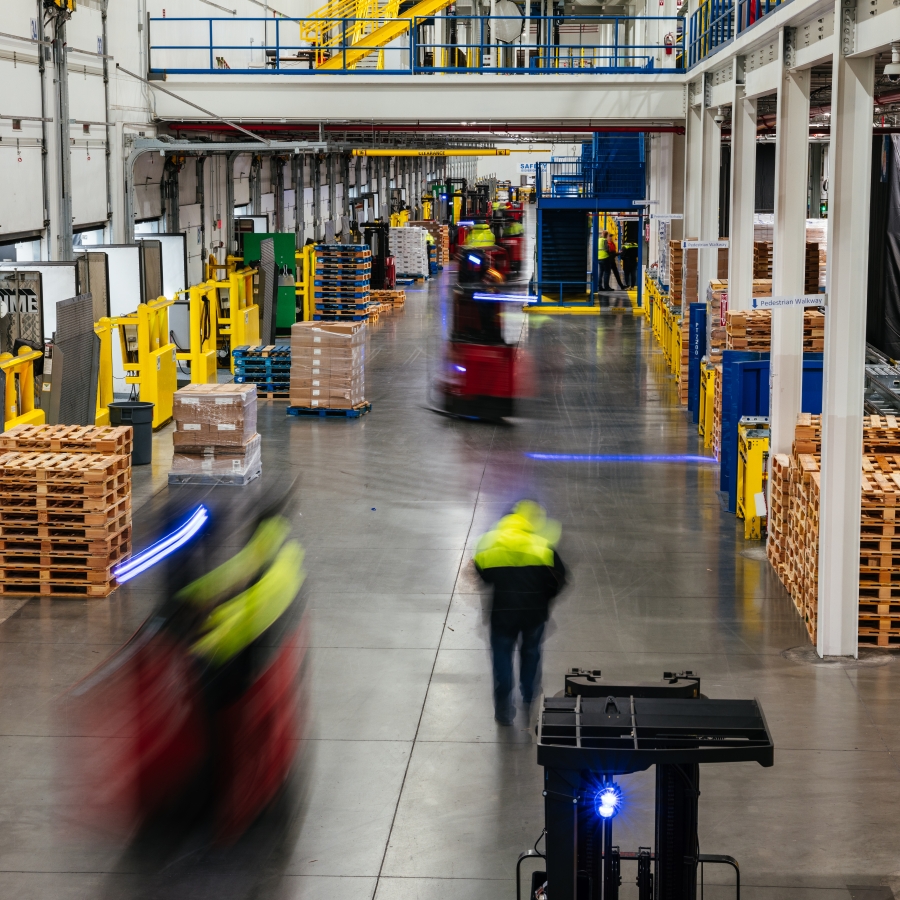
[534,134,647,305]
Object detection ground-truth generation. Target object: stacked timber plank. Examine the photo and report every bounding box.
[314,244,372,322]
[753,241,772,279]
[170,384,261,485]
[0,449,131,598]
[724,308,825,352]
[289,320,366,412]
[408,222,450,266]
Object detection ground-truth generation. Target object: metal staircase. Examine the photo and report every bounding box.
[302,0,454,70]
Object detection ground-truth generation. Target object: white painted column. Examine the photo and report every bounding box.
[726,80,756,313]
[698,104,722,293]
[649,132,674,269]
[817,51,875,659]
[683,84,704,242]
[769,63,811,457]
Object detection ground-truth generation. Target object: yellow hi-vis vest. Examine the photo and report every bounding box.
[473,513,555,570]
[177,515,306,666]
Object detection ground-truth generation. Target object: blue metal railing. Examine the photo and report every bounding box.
[688,0,784,66]
[148,15,685,75]
[536,159,645,201]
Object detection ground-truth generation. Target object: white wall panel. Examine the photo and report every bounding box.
[0,146,44,237]
[71,145,108,227]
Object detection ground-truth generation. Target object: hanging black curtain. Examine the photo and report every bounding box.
[754,144,775,213]
[719,144,731,238]
[867,135,900,357]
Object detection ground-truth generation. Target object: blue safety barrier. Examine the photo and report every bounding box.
[687,303,706,422]
[719,351,824,513]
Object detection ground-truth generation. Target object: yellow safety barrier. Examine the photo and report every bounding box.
[216,267,260,372]
[296,245,316,323]
[176,283,219,385]
[699,363,716,449]
[0,347,45,431]
[737,417,770,540]
[112,296,178,429]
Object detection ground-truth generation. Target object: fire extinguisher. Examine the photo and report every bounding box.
[664,33,674,56]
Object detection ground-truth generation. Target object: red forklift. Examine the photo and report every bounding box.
[433,246,533,421]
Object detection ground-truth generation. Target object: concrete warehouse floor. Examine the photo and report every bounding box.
[0,262,898,900]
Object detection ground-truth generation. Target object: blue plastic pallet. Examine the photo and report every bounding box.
[314,303,369,311]
[287,402,371,419]
[232,345,291,359]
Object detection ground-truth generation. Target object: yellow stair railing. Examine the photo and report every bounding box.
[301,0,401,69]
[312,0,454,70]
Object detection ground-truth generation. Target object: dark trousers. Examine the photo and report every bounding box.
[599,258,624,290]
[490,621,545,721]
[623,262,637,288]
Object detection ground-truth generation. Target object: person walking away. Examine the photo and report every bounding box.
[474,501,567,725]
[597,231,625,291]
[621,237,639,289]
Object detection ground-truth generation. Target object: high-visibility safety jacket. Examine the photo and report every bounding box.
[598,239,616,260]
[473,501,567,629]
[464,224,497,247]
[177,515,306,667]
[502,221,524,237]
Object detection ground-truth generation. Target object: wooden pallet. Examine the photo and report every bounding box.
[0,452,129,483]
[0,424,132,456]
[0,509,131,541]
[0,526,131,556]
[0,495,130,528]
[0,579,116,598]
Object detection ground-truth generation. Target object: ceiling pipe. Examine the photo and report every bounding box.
[352,148,511,156]
[166,122,686,135]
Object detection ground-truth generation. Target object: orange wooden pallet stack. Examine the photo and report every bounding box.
[0,450,132,598]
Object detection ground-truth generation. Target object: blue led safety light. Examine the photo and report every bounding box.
[595,784,622,819]
[112,505,210,583]
[472,293,538,303]
[467,254,482,265]
[525,453,717,464]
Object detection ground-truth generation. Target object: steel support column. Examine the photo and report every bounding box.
[698,106,722,294]
[818,51,875,658]
[314,153,322,240]
[769,64,811,459]
[683,86,704,243]
[727,80,757,312]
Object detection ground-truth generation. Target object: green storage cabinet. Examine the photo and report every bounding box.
[241,233,297,330]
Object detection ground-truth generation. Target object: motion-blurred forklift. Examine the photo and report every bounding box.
[362,222,396,290]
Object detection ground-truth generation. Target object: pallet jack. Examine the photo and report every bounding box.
[518,670,774,900]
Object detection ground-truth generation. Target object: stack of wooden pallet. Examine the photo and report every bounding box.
[716,247,729,280]
[712,364,723,461]
[805,242,821,294]
[766,414,900,646]
[753,241,772,278]
[859,455,900,647]
[0,435,132,597]
[678,313,690,406]
[766,453,794,583]
[314,244,372,321]
[668,240,684,306]
[370,289,406,310]
[681,243,699,306]
[706,280,728,364]
[724,308,825,352]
